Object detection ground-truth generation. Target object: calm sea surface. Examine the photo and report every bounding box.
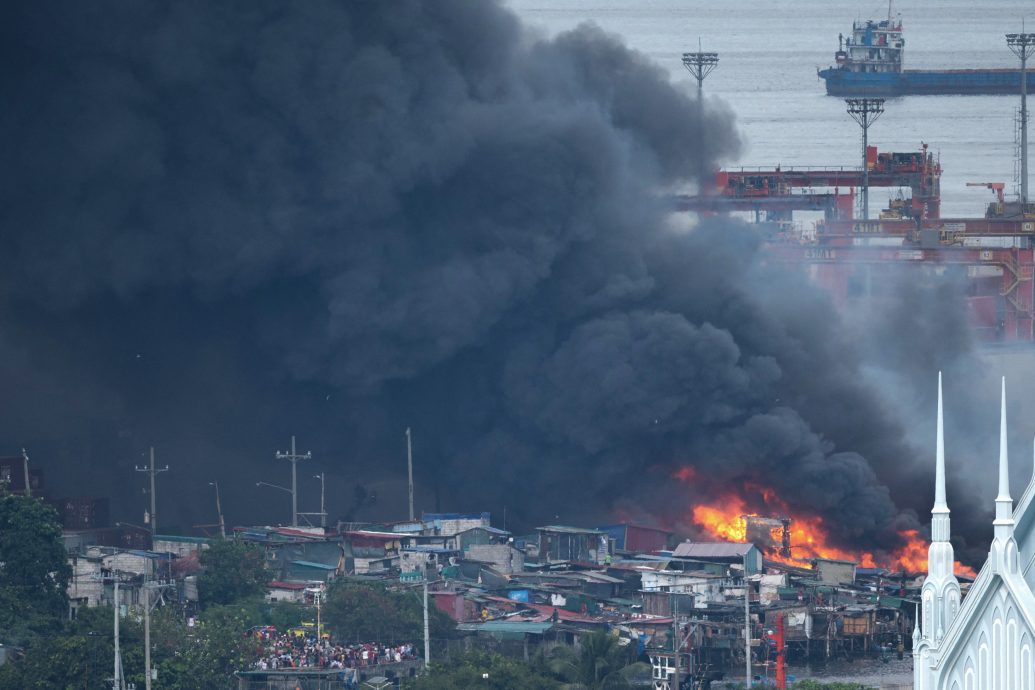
[506,0,1034,219]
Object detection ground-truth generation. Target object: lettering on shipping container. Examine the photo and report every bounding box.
[942,223,966,233]
[898,250,923,260]
[804,248,835,260]
[852,222,882,234]
[967,265,1004,278]
[1023,222,1035,233]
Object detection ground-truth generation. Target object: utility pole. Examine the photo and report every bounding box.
[744,554,752,687]
[406,427,415,522]
[113,570,124,690]
[423,577,431,667]
[135,447,169,537]
[143,570,151,690]
[671,590,680,690]
[314,473,326,528]
[209,481,226,538]
[20,448,30,497]
[275,436,311,528]
[314,586,323,640]
[1007,31,1035,204]
[845,98,886,220]
[141,571,171,690]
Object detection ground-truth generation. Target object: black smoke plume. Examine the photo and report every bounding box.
[0,0,991,563]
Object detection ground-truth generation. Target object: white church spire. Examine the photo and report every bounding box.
[994,377,1014,531]
[991,377,1018,574]
[921,372,960,645]
[931,372,949,542]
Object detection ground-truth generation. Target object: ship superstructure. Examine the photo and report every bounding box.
[818,16,1033,96]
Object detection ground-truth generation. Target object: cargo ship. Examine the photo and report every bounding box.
[817,16,1034,96]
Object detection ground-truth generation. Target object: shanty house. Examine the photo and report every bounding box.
[422,512,491,537]
[672,542,762,575]
[454,526,510,552]
[342,530,401,574]
[534,525,611,564]
[597,523,673,553]
[465,543,524,574]
[812,557,857,585]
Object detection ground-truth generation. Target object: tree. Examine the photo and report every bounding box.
[403,651,561,690]
[322,580,456,645]
[0,492,71,641]
[544,630,634,689]
[149,604,256,690]
[197,539,270,606]
[0,605,144,690]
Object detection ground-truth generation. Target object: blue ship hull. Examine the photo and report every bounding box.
[819,68,1035,96]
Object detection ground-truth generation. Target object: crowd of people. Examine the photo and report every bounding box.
[249,626,419,672]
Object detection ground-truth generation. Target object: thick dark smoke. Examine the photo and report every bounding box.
[0,0,993,562]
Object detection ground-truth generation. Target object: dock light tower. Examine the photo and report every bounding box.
[1007,31,1035,204]
[275,435,311,528]
[682,42,719,191]
[681,42,719,99]
[845,98,885,220]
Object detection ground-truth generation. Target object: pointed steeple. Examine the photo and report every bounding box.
[989,377,1019,577]
[935,372,946,508]
[993,377,1015,538]
[922,373,960,645]
[931,372,950,542]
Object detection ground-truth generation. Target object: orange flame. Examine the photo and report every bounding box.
[680,471,977,578]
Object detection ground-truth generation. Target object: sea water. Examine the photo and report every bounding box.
[506,0,1034,219]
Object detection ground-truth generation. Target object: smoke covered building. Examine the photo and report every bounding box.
[0,455,42,495]
[914,378,1035,690]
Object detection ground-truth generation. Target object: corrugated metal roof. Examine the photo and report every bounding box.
[403,545,460,553]
[457,621,555,634]
[153,534,211,544]
[288,560,336,570]
[459,526,510,536]
[672,542,755,558]
[268,580,308,590]
[536,525,607,535]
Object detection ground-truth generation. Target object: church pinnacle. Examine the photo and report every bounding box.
[991,378,1017,574]
[931,372,950,542]
[922,372,960,645]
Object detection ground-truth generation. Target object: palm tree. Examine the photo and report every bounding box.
[545,631,633,689]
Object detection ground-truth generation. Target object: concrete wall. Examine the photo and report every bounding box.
[465,544,524,574]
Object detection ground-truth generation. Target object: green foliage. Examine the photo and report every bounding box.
[0,601,267,690]
[403,651,561,690]
[322,580,457,644]
[149,604,255,690]
[0,606,144,690]
[266,600,307,630]
[544,630,634,689]
[197,539,270,607]
[0,493,72,641]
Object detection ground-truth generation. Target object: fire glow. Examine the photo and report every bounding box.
[679,470,977,578]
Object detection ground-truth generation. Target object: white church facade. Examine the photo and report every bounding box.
[914,376,1035,690]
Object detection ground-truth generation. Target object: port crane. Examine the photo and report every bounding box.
[966,181,1005,204]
